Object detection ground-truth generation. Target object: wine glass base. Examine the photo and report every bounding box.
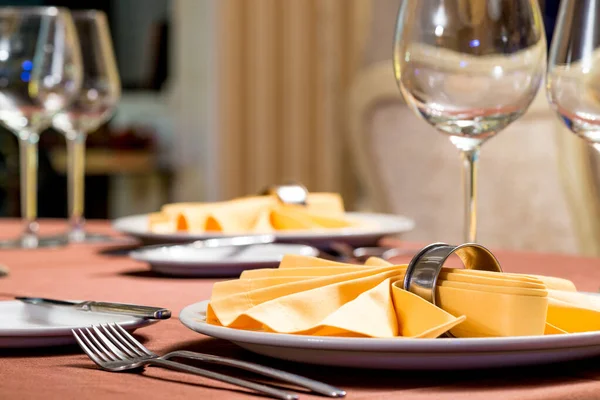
[68,231,120,244]
[0,235,68,249]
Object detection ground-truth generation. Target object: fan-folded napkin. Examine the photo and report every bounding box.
[148,193,358,233]
[207,255,600,338]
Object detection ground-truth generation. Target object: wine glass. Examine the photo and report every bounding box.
[393,0,546,242]
[547,0,600,151]
[0,7,82,248]
[52,10,120,243]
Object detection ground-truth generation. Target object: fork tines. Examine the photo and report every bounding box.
[72,324,152,366]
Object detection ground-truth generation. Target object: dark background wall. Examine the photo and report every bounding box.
[0,0,564,218]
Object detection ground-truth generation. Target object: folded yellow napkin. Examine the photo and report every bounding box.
[148,193,359,234]
[207,255,600,338]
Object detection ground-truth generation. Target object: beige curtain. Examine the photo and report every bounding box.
[216,0,372,203]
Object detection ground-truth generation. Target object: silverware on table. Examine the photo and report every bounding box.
[131,234,277,256]
[187,234,276,249]
[16,297,171,320]
[329,242,417,263]
[73,323,346,399]
[353,246,418,261]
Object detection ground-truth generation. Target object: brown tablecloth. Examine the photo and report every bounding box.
[2,220,600,400]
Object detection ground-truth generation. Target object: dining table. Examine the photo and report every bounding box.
[2,219,600,400]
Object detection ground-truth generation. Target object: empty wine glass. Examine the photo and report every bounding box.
[0,7,82,248]
[52,10,120,243]
[393,0,546,242]
[547,0,600,151]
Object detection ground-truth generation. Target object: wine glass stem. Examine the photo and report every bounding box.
[460,147,480,243]
[67,132,86,241]
[18,132,39,244]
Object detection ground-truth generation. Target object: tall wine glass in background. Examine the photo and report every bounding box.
[547,0,600,150]
[0,7,82,248]
[393,0,546,242]
[53,10,120,243]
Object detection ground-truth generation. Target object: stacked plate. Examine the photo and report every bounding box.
[116,212,415,277]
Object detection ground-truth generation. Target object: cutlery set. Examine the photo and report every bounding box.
[58,241,495,397]
[17,184,405,397]
[15,295,345,398]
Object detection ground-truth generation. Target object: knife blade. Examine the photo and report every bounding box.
[16,297,171,319]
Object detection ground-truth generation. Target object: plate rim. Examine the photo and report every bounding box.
[112,212,416,241]
[0,300,156,337]
[179,299,600,353]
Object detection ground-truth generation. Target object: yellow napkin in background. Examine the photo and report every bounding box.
[148,193,360,234]
[207,255,600,339]
[546,290,600,333]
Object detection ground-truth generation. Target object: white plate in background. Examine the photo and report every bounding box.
[113,212,415,248]
[130,243,319,277]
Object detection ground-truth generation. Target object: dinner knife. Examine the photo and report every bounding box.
[16,297,171,319]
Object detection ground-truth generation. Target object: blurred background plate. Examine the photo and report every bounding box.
[113,212,415,248]
[130,243,319,277]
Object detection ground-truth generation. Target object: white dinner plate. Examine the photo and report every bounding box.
[130,243,319,277]
[179,299,600,370]
[112,212,415,248]
[0,301,156,348]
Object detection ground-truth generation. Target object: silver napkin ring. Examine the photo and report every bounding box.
[403,242,502,306]
[260,183,309,206]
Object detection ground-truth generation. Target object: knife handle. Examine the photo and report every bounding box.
[83,302,171,319]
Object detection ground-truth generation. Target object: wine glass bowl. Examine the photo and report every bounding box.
[52,11,120,137]
[0,8,81,135]
[393,0,546,241]
[0,7,82,249]
[547,0,600,151]
[397,47,546,148]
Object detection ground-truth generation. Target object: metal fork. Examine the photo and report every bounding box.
[72,324,345,399]
[99,324,344,397]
